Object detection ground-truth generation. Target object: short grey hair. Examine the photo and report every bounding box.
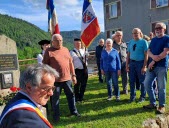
[115,31,123,36]
[20,64,59,89]
[99,38,104,43]
[51,34,62,41]
[106,38,113,44]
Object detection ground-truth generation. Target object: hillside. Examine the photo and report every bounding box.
[0,14,105,59]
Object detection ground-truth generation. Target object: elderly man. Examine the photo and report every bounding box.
[126,28,148,103]
[113,31,128,94]
[43,34,80,122]
[0,64,59,128]
[95,38,105,83]
[143,22,169,114]
[70,38,88,102]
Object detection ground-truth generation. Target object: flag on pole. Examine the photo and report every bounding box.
[46,0,60,35]
[81,0,100,48]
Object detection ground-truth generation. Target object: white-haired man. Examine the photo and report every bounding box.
[113,31,128,94]
[43,34,81,122]
[143,22,169,114]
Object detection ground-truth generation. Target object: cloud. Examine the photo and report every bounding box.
[0,0,104,31]
[0,9,9,14]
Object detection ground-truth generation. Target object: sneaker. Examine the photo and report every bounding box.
[156,107,165,114]
[138,97,145,103]
[143,104,157,109]
[121,90,128,95]
[116,96,120,101]
[68,112,81,117]
[107,96,112,101]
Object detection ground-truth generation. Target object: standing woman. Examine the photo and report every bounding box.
[126,28,148,103]
[37,40,50,64]
[100,38,121,101]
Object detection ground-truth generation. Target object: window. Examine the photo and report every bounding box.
[107,28,122,38]
[105,1,121,19]
[151,0,168,8]
[156,0,168,7]
[110,3,117,18]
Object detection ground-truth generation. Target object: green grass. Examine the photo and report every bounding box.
[48,74,169,128]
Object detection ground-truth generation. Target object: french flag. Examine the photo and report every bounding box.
[81,0,100,48]
[46,0,60,35]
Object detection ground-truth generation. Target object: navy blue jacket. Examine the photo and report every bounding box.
[100,48,121,72]
[95,45,104,63]
[0,92,51,128]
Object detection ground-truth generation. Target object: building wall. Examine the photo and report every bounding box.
[104,0,169,42]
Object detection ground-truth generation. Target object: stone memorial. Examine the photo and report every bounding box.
[0,34,20,113]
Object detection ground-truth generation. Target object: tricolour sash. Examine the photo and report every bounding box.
[0,99,53,128]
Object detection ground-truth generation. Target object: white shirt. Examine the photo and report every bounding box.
[37,50,45,64]
[70,48,86,69]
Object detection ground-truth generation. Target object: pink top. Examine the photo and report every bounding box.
[43,46,74,82]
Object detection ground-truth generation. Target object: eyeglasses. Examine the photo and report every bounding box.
[116,35,122,37]
[155,27,163,30]
[132,33,139,35]
[133,44,136,51]
[38,86,56,93]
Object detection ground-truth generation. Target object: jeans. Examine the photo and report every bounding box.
[52,80,78,119]
[144,67,167,107]
[105,71,120,97]
[121,62,128,91]
[129,60,146,100]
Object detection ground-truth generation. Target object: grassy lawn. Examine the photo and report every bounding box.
[48,73,169,128]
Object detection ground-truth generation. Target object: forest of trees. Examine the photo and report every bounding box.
[0,14,105,60]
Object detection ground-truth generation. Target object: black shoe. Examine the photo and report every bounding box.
[143,104,157,109]
[128,98,135,103]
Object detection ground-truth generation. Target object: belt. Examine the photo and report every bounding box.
[130,59,143,62]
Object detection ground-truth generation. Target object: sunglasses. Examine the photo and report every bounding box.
[133,44,136,51]
[155,27,163,30]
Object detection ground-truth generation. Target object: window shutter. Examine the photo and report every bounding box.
[152,22,156,34]
[151,0,156,8]
[117,1,121,16]
[106,5,110,19]
[107,31,110,38]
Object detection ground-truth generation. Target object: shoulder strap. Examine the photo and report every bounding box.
[73,50,85,65]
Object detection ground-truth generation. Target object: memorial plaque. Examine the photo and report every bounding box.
[0,72,13,89]
[0,54,18,71]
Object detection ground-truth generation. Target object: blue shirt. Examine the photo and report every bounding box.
[128,39,148,61]
[149,35,169,67]
[100,48,121,72]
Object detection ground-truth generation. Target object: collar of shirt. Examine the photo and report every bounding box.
[19,91,43,111]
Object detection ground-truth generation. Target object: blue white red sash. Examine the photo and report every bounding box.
[0,99,53,128]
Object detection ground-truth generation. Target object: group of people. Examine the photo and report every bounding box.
[0,34,89,127]
[0,22,169,128]
[96,22,169,115]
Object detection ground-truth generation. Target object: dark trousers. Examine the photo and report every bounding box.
[74,69,88,101]
[97,62,103,82]
[52,80,78,119]
[121,62,128,91]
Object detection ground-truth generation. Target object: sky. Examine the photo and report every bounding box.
[0,0,104,32]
